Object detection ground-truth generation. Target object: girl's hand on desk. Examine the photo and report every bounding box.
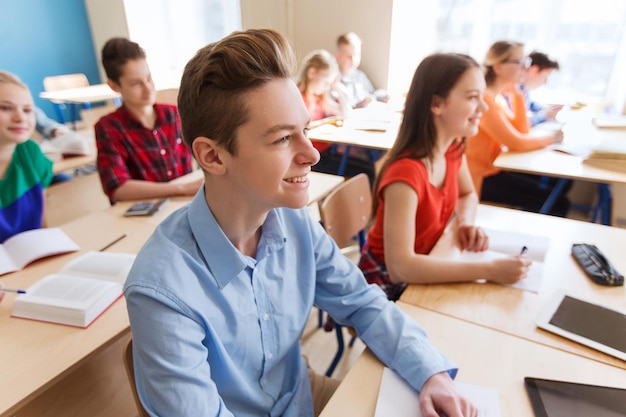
[457,225,488,252]
[486,256,531,284]
[551,130,564,144]
[419,372,478,417]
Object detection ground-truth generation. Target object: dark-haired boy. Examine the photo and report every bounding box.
[95,37,201,202]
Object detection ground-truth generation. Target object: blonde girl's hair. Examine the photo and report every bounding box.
[483,40,524,85]
[0,71,29,90]
[296,49,338,94]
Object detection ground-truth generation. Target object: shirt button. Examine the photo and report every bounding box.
[267,352,273,359]
[160,149,166,155]
[176,138,182,144]
[167,170,173,176]
[262,313,269,321]
[153,130,158,137]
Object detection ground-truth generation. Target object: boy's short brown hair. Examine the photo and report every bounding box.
[101,37,146,84]
[178,28,296,155]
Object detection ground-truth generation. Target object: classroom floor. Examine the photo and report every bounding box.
[300,308,366,381]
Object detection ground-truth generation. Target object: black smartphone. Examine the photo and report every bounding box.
[123,198,169,217]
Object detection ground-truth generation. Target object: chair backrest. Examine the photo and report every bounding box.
[43,73,89,92]
[123,338,150,417]
[319,173,372,249]
[156,87,179,105]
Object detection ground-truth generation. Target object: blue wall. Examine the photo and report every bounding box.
[0,0,100,122]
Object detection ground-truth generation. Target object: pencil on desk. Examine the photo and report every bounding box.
[99,234,127,251]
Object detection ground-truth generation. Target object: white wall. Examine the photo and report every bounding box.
[84,0,240,88]
[240,0,394,92]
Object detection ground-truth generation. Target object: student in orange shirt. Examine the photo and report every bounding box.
[465,41,568,217]
[359,53,530,301]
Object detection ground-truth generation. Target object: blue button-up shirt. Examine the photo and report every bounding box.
[124,189,456,416]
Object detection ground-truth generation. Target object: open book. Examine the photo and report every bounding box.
[455,228,550,293]
[0,228,80,276]
[39,130,90,160]
[12,251,136,327]
[374,367,501,417]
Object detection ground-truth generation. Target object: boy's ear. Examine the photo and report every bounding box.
[193,137,226,175]
[107,79,121,93]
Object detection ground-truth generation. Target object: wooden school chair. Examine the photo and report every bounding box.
[318,173,372,376]
[123,339,150,417]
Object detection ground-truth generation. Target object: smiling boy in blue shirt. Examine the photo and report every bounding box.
[124,28,476,417]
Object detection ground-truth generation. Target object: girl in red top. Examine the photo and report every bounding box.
[359,53,530,300]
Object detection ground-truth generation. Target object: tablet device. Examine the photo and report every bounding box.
[524,377,626,417]
[123,198,169,217]
[536,292,626,361]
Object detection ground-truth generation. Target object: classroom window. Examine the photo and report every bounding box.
[435,0,626,109]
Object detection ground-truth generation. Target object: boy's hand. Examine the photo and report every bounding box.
[419,372,478,417]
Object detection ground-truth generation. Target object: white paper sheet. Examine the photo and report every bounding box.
[456,228,550,293]
[374,367,501,417]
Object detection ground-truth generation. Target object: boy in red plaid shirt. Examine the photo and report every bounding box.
[95,37,202,202]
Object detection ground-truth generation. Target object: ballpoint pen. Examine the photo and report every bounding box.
[0,287,27,294]
[520,246,528,256]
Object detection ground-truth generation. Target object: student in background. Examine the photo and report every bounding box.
[33,106,76,184]
[0,71,53,243]
[358,53,530,301]
[335,32,388,108]
[95,37,202,202]
[516,51,562,126]
[34,106,71,139]
[124,29,476,417]
[297,49,376,185]
[297,49,350,135]
[465,40,568,217]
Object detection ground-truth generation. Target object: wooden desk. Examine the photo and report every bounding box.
[307,107,401,151]
[52,154,96,175]
[400,204,626,369]
[39,84,120,104]
[0,211,156,417]
[495,109,626,184]
[494,110,626,223]
[320,302,626,417]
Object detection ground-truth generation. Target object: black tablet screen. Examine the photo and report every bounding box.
[548,296,626,354]
[525,377,626,417]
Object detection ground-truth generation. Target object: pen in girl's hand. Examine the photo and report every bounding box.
[520,246,528,256]
[0,287,27,294]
